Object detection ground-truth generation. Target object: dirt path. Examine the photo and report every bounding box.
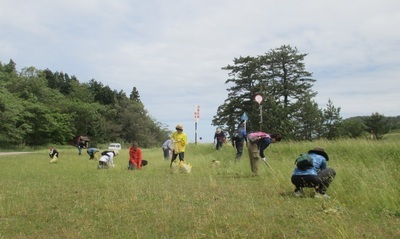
[0,152,32,156]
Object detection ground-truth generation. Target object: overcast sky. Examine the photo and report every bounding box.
[1,0,399,143]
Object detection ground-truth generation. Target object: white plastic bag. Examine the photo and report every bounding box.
[179,162,192,174]
[49,156,58,163]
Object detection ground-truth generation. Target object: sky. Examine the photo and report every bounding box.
[1,0,399,143]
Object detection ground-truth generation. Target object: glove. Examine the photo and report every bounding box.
[261,158,266,162]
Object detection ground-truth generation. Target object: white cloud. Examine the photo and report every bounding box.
[1,0,399,142]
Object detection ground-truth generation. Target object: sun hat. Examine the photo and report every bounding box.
[176,124,183,130]
[308,147,329,161]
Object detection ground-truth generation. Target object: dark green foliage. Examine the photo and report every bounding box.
[341,118,367,138]
[0,60,170,147]
[213,45,399,141]
[214,45,327,140]
[322,99,342,139]
[364,112,391,140]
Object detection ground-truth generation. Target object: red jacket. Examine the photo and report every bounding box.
[129,146,143,169]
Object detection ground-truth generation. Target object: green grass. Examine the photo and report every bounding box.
[1,139,399,238]
[383,129,400,141]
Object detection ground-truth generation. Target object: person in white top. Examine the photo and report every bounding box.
[98,150,119,169]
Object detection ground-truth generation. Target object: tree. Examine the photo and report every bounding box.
[213,56,258,134]
[88,79,116,105]
[0,88,31,146]
[214,45,321,140]
[322,99,342,139]
[364,113,391,140]
[0,60,174,147]
[341,118,366,138]
[2,59,17,75]
[291,95,322,140]
[130,87,141,102]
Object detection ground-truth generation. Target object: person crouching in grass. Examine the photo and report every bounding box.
[98,150,119,169]
[49,147,59,163]
[128,141,148,170]
[291,148,336,199]
[87,147,99,160]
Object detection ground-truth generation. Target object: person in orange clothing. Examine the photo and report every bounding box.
[128,141,148,170]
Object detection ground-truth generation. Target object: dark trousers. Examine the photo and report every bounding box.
[98,161,108,169]
[170,151,184,167]
[128,160,148,170]
[87,152,95,160]
[291,168,336,194]
[163,148,170,159]
[235,140,244,159]
[215,140,223,150]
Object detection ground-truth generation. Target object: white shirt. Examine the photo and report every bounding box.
[99,152,115,167]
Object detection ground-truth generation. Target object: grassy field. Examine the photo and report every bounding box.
[1,139,399,239]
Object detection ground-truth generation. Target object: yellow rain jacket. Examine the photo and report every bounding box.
[171,131,187,154]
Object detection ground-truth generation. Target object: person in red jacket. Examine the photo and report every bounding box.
[128,141,148,170]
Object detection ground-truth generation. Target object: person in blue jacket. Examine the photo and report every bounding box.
[291,148,336,198]
[87,147,99,160]
[232,122,247,160]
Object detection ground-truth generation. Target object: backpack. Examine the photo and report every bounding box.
[101,151,113,156]
[233,128,244,141]
[295,154,314,170]
[248,132,270,143]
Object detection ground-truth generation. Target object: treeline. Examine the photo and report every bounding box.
[0,60,170,148]
[212,45,399,140]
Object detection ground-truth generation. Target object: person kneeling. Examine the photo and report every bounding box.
[291,148,336,199]
[128,141,148,170]
[98,150,119,169]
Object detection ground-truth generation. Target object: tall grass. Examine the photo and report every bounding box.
[1,139,399,238]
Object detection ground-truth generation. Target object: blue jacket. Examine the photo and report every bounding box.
[292,152,327,176]
[87,148,98,154]
[238,127,247,142]
[258,137,272,158]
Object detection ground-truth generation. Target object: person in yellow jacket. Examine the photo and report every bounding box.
[170,124,187,168]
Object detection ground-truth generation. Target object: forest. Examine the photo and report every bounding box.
[0,60,170,148]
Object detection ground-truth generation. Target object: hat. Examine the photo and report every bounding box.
[308,147,329,161]
[216,128,222,133]
[176,124,183,130]
[113,150,119,156]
